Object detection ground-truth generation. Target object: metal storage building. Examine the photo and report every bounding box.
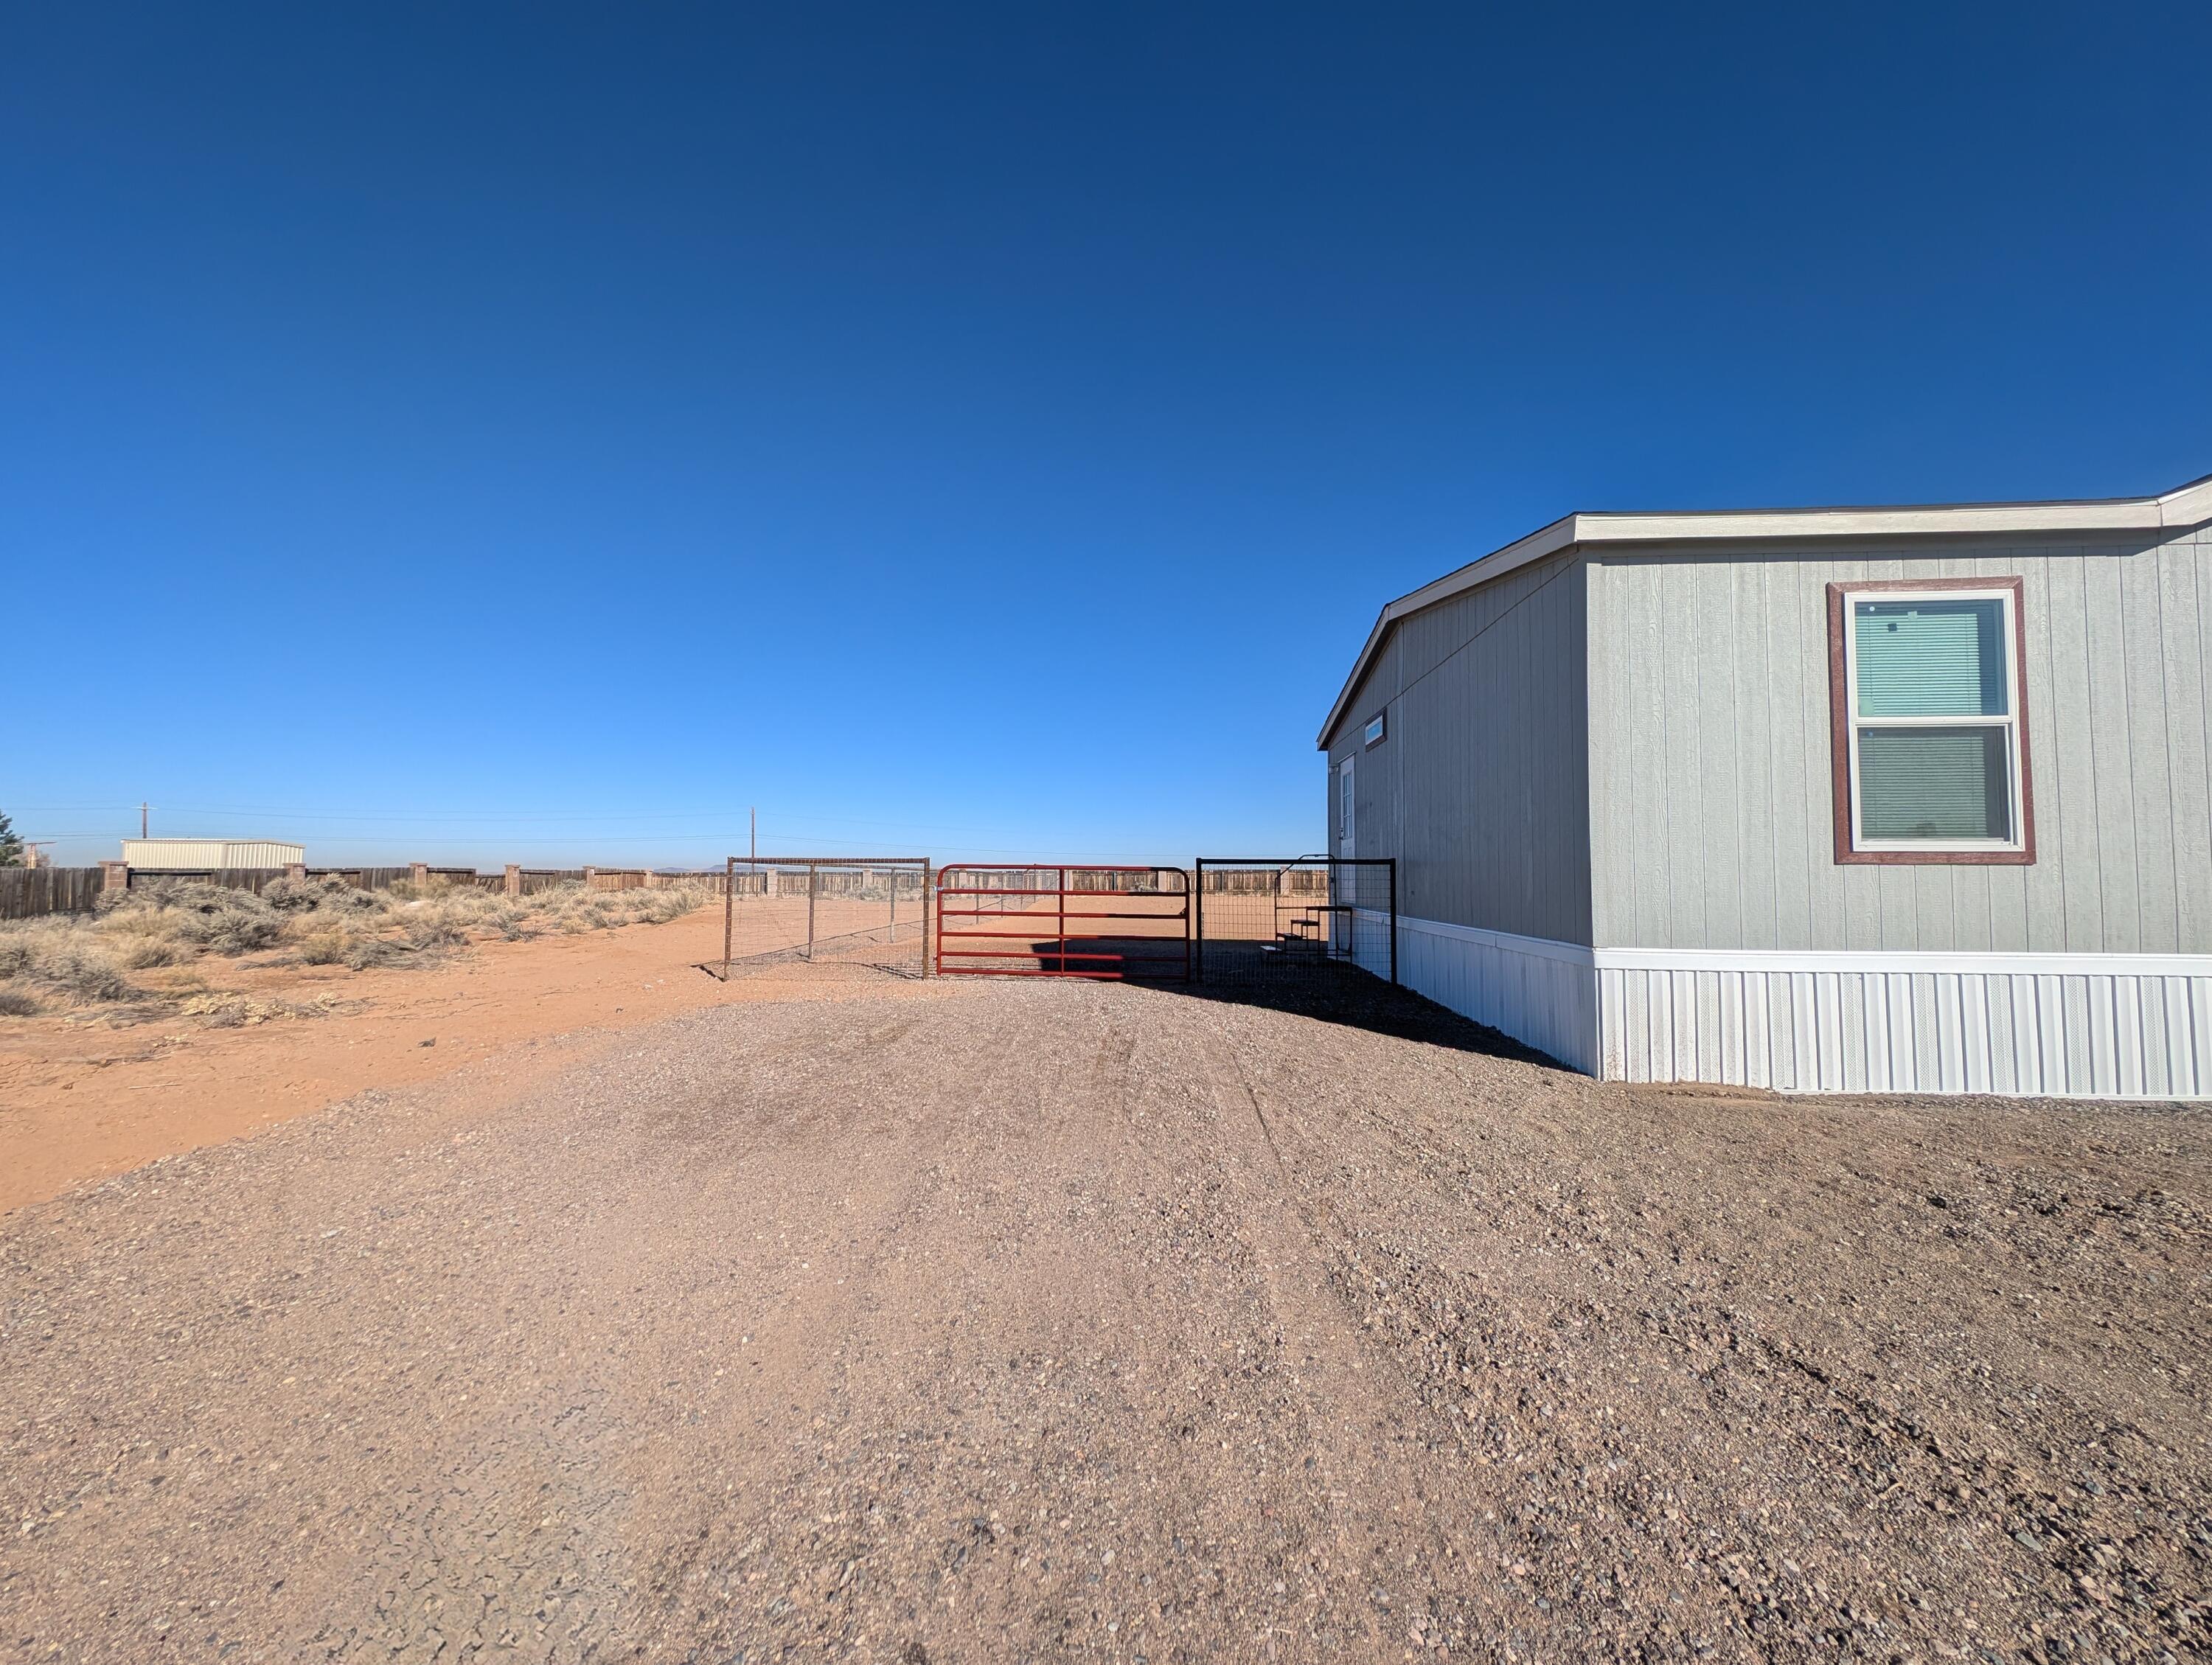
[120,838,306,870]
[1319,470,2212,1099]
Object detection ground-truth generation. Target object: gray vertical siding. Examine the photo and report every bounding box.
[1324,551,1593,945]
[1585,523,2212,954]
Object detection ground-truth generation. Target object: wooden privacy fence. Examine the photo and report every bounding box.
[584,869,737,893]
[517,868,585,896]
[0,863,733,919]
[0,862,1309,923]
[128,866,293,895]
[1198,865,1329,897]
[302,867,414,891]
[124,865,417,893]
[1,867,106,920]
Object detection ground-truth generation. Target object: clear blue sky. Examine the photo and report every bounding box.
[7,3,2208,867]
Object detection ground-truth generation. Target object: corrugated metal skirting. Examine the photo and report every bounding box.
[1368,913,1601,1076]
[1371,911,2212,1100]
[1599,962,2212,1100]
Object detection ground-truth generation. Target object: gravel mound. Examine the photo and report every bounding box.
[1,979,2205,1661]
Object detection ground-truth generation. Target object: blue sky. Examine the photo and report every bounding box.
[6,3,2208,867]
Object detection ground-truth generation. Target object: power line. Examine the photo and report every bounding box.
[24,827,1188,861]
[4,803,1036,835]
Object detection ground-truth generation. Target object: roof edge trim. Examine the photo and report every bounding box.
[1315,472,2212,748]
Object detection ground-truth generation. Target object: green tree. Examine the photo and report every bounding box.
[0,810,24,867]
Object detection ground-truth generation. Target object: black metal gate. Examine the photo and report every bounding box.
[1192,857,1397,987]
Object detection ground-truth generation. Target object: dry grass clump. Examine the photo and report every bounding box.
[101,880,291,954]
[0,920,142,1005]
[377,878,700,946]
[104,875,699,963]
[294,927,402,970]
[532,886,698,936]
[263,876,411,967]
[0,877,706,1020]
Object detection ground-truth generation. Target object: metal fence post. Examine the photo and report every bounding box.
[1194,860,1206,983]
[722,856,735,980]
[1182,866,1192,981]
[806,861,817,961]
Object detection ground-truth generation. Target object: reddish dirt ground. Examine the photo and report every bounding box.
[0,908,945,1215]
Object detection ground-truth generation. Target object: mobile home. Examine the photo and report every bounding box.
[1319,473,2212,1098]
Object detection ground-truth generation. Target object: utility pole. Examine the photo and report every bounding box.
[140,802,149,838]
[750,807,756,864]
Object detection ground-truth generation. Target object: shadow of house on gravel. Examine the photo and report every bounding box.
[1001,933,1567,1068]
[1177,967,1568,1067]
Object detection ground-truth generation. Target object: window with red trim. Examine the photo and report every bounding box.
[1826,578,2034,865]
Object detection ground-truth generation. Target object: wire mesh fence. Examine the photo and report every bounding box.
[1194,858,1397,987]
[935,866,1190,979]
[706,857,931,980]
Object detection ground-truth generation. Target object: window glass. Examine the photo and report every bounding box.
[1857,726,2011,841]
[1854,598,2008,717]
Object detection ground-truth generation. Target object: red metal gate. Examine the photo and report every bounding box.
[934,866,1191,979]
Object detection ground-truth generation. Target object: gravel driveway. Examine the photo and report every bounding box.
[3,976,2206,1662]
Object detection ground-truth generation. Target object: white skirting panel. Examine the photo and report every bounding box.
[1594,953,2212,1100]
[1365,919,2212,1099]
[1370,914,1600,1075]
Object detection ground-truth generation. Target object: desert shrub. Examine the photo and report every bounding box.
[170,889,288,953]
[97,903,172,937]
[484,903,536,941]
[0,920,149,1005]
[0,989,39,1017]
[296,929,349,965]
[263,875,379,914]
[120,939,179,970]
[258,876,316,910]
[0,872,703,1012]
[100,880,288,955]
[452,891,509,925]
[385,877,469,903]
[529,883,698,935]
[30,946,133,1002]
[296,922,407,969]
[400,909,470,950]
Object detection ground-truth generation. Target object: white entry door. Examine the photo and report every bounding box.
[1337,755,1356,859]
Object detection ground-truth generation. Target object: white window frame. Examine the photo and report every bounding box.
[1838,583,2028,857]
[1338,755,1356,855]
[1363,712,1386,748]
